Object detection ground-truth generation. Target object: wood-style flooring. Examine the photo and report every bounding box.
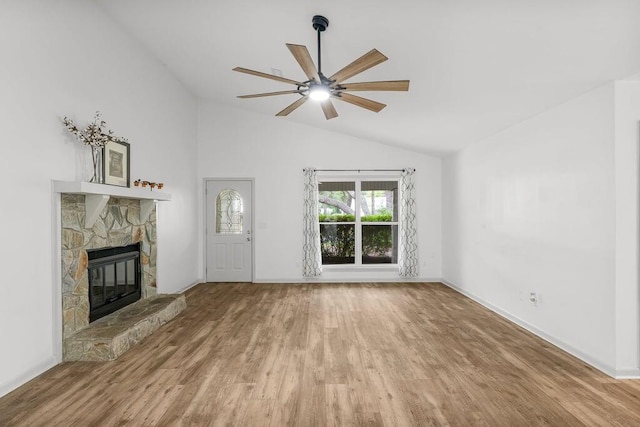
[1,282,640,426]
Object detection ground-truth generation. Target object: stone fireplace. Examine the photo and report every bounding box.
[60,194,158,340]
[55,181,185,362]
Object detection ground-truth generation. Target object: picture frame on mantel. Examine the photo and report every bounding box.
[103,140,130,187]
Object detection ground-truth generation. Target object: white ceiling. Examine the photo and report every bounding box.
[98,0,640,156]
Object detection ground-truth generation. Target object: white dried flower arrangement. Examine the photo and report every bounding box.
[62,111,128,148]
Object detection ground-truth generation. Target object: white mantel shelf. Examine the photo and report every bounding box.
[54,180,171,227]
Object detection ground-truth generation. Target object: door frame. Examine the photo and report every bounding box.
[203,178,255,283]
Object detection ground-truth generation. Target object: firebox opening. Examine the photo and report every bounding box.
[88,243,141,322]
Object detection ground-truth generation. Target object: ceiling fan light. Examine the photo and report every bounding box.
[309,84,330,101]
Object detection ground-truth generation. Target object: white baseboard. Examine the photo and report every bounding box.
[615,368,640,379]
[253,277,442,284]
[177,279,203,293]
[0,356,58,399]
[440,279,620,379]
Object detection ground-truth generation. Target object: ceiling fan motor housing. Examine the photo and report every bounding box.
[312,15,329,32]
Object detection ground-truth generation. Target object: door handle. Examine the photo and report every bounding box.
[247,237,251,241]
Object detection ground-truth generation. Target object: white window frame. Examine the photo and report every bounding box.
[318,173,401,269]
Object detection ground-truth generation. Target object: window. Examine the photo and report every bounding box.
[318,179,399,265]
[216,189,243,234]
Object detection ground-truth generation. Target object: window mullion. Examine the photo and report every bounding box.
[354,180,362,265]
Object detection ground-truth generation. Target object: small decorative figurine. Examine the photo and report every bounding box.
[135,179,164,191]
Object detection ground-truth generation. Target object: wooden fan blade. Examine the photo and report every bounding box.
[238,90,303,99]
[329,49,388,83]
[334,92,386,113]
[320,99,338,120]
[286,44,320,82]
[233,67,306,86]
[276,96,308,117]
[340,80,410,92]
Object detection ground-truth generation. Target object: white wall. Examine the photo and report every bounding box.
[197,101,442,282]
[442,84,618,373]
[614,81,640,376]
[0,1,199,397]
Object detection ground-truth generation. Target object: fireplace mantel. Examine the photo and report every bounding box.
[53,180,171,227]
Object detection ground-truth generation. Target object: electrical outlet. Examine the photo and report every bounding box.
[529,292,538,305]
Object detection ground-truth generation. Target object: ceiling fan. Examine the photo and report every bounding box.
[233,15,410,120]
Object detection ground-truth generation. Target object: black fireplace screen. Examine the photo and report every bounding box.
[87,243,141,322]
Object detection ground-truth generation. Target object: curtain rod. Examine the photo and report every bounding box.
[305,168,410,172]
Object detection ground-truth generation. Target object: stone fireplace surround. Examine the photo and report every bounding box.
[61,194,157,339]
[54,181,184,361]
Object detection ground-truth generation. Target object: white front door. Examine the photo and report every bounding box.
[206,179,253,282]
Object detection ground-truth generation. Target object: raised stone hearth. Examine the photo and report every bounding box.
[64,294,186,361]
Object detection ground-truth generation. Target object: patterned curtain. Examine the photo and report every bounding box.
[399,168,418,277]
[302,168,322,277]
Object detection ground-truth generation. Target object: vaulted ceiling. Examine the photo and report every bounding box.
[98,0,640,156]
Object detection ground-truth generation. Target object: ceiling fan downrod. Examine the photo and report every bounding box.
[312,15,329,80]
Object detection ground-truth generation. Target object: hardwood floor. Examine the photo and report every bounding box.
[1,282,640,426]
